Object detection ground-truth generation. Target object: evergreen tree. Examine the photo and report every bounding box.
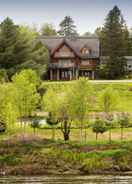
[0,19,49,78]
[100,6,128,79]
[123,26,132,56]
[58,16,78,37]
[15,25,49,77]
[0,18,29,77]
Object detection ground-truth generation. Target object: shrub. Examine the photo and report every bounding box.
[0,155,21,166]
[0,119,6,133]
[118,113,130,140]
[0,69,8,83]
[92,118,107,140]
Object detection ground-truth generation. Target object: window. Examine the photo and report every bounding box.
[81,47,91,55]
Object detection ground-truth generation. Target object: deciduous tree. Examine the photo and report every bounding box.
[12,70,40,131]
[40,23,57,36]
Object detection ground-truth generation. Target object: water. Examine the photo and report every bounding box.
[0,175,132,184]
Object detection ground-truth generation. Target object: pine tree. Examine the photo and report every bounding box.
[0,19,49,78]
[101,6,128,79]
[58,16,78,37]
[0,17,29,77]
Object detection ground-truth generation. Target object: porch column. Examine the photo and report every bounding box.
[76,69,79,79]
[92,71,95,80]
[69,70,72,80]
[72,67,75,80]
[50,69,53,80]
[57,69,60,81]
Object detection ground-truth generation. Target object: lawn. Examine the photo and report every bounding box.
[1,122,132,143]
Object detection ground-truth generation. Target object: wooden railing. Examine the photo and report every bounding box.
[49,62,75,68]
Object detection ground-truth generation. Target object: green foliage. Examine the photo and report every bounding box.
[42,87,63,121]
[98,86,119,112]
[118,113,130,128]
[46,112,59,126]
[100,6,128,79]
[58,16,78,37]
[96,64,109,79]
[21,40,49,77]
[0,155,21,166]
[0,119,6,132]
[92,118,107,134]
[40,23,57,36]
[12,69,40,118]
[0,18,49,78]
[0,84,18,128]
[0,18,30,77]
[0,69,8,83]
[67,78,93,120]
[12,69,41,88]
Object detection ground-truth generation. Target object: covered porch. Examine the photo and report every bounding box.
[79,69,95,79]
[49,68,79,81]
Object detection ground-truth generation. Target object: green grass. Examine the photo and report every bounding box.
[2,123,132,143]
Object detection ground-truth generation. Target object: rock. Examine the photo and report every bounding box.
[113,165,120,171]
[63,169,81,175]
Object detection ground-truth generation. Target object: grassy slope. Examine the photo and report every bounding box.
[41,81,132,112]
[1,81,132,175]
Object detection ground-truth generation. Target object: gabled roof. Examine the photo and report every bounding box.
[50,38,78,57]
[40,36,100,59]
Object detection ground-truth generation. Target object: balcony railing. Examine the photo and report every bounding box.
[49,62,75,68]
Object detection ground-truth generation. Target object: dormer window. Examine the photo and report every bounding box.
[81,47,91,55]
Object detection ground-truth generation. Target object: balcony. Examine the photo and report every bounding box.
[49,60,75,69]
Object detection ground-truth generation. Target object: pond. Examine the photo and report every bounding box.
[0,175,132,184]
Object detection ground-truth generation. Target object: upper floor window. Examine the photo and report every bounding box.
[81,47,91,55]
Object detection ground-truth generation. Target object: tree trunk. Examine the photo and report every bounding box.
[80,121,83,142]
[52,125,55,140]
[96,133,98,141]
[61,120,71,142]
[121,127,123,141]
[80,126,82,142]
[33,127,36,136]
[84,126,87,142]
[109,129,112,143]
[64,132,69,141]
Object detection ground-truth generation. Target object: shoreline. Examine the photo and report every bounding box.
[1,172,132,176]
[1,137,132,176]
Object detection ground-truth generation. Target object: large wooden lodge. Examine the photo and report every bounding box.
[41,36,132,80]
[41,37,100,80]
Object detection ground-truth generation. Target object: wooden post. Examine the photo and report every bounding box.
[50,69,53,80]
[92,71,95,80]
[57,69,60,81]
[69,70,72,80]
[76,69,79,79]
[72,67,75,79]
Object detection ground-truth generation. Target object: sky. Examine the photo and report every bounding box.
[0,0,131,34]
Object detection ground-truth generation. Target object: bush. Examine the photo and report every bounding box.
[0,155,21,166]
[0,69,8,83]
[92,118,107,140]
[0,120,6,133]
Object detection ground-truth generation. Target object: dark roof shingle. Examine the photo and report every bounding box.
[40,36,100,59]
